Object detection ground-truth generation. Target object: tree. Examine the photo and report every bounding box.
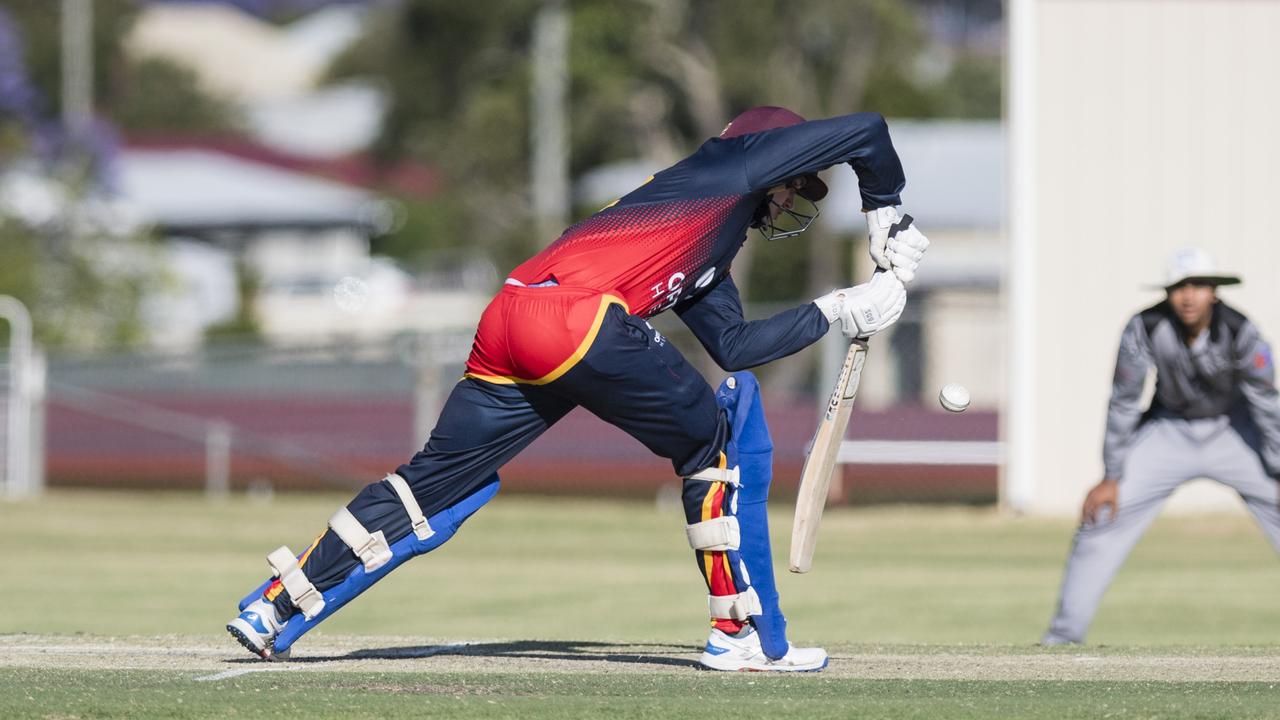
[112,56,242,135]
[0,212,159,350]
[0,2,156,350]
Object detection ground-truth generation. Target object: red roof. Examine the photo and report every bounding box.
[123,133,439,198]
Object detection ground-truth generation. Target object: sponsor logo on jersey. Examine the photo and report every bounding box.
[652,272,687,313]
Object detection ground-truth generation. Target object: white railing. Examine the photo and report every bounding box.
[837,439,1004,466]
[0,295,43,500]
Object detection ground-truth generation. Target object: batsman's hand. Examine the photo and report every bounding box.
[1081,478,1119,525]
[866,206,903,273]
[885,218,929,285]
[813,271,906,339]
[867,207,930,285]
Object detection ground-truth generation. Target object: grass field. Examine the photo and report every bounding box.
[3,490,1280,718]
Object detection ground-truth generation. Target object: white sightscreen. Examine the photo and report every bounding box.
[1006,0,1280,514]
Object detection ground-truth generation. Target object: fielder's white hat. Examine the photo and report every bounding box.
[1147,248,1241,290]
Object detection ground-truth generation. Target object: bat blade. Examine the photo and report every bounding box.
[789,339,868,573]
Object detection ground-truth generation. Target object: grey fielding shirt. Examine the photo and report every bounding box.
[1103,301,1280,480]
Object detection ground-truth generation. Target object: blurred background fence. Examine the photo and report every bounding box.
[35,312,998,505]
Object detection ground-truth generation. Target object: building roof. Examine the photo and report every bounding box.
[827,120,1004,232]
[117,148,391,234]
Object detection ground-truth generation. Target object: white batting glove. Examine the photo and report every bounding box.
[884,217,929,285]
[812,271,907,339]
[865,206,903,272]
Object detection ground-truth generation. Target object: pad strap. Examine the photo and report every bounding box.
[383,473,434,541]
[707,587,762,621]
[328,507,393,572]
[688,464,740,486]
[685,516,740,551]
[267,546,326,620]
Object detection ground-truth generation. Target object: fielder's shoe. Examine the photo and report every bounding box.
[699,625,828,672]
[226,598,289,661]
[1040,631,1081,647]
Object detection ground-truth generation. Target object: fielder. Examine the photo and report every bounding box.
[227,106,930,671]
[1042,248,1280,645]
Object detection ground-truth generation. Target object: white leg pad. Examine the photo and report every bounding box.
[686,516,740,551]
[266,546,326,620]
[328,507,393,572]
[383,473,434,541]
[688,465,740,486]
[708,587,762,621]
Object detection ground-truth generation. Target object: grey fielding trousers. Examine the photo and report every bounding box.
[1043,416,1280,644]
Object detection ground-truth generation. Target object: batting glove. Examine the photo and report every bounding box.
[813,271,906,339]
[865,206,903,272]
[884,217,929,285]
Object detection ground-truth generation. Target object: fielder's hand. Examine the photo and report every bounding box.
[1081,478,1119,525]
[813,271,906,339]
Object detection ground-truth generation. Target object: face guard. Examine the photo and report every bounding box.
[755,193,821,242]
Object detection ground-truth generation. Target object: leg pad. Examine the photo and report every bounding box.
[238,475,499,654]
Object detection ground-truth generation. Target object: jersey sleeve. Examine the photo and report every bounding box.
[1103,316,1154,480]
[675,275,830,371]
[738,112,905,210]
[1234,321,1280,477]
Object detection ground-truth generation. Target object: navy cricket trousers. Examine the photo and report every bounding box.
[272,303,728,615]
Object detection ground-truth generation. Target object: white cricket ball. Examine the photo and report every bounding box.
[939,383,970,413]
[333,276,370,314]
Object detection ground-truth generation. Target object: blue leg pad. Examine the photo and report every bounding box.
[239,476,500,654]
[716,372,789,660]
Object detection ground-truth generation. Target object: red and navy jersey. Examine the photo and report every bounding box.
[509,112,905,319]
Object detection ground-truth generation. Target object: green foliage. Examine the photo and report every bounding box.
[111,57,242,135]
[1,0,141,121]
[328,0,541,261]
[372,194,468,261]
[326,0,1000,301]
[3,1,240,137]
[935,50,1003,119]
[0,214,160,351]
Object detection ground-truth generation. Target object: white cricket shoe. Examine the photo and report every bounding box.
[226,598,289,661]
[699,626,828,672]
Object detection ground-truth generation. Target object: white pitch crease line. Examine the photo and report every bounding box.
[195,667,294,682]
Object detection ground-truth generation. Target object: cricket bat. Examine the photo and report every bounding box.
[789,337,869,573]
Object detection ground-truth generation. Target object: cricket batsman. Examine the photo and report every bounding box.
[1043,248,1280,645]
[227,106,930,671]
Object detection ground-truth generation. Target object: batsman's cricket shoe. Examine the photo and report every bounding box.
[699,626,828,672]
[226,599,288,661]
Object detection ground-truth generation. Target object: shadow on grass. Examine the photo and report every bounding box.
[243,640,702,669]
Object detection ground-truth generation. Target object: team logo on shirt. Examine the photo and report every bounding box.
[1256,346,1273,371]
[651,272,687,313]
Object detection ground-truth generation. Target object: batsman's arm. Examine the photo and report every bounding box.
[1102,316,1153,480]
[737,112,905,210]
[676,275,829,371]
